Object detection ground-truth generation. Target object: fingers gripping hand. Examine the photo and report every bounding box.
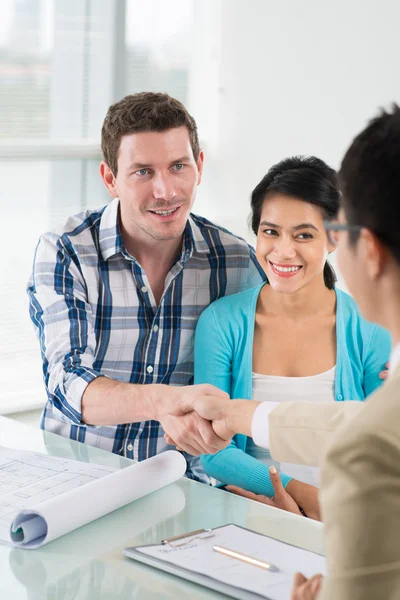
[211,420,235,441]
[195,411,230,451]
[160,385,230,454]
[162,385,230,453]
[164,433,176,446]
[161,411,229,456]
[173,384,229,417]
[160,412,207,456]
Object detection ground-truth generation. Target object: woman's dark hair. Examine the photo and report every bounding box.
[250,155,339,289]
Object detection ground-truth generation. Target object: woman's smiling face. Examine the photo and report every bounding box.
[256,194,334,294]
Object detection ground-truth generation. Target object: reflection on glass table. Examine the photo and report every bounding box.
[0,417,324,600]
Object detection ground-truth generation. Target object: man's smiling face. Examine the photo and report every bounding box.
[109,126,203,243]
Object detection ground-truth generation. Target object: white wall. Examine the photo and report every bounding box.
[192,0,400,245]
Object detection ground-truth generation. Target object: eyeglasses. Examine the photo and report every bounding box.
[323,220,362,247]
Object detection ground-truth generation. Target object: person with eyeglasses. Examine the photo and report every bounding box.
[165,155,390,521]
[171,106,400,599]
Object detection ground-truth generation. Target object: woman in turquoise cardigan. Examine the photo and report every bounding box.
[194,156,391,518]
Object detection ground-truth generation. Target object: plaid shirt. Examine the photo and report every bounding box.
[27,198,264,481]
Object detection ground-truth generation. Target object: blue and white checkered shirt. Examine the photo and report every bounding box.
[27,198,264,481]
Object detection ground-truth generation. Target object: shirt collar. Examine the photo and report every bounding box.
[187,214,211,254]
[99,201,210,262]
[389,341,400,375]
[99,198,124,261]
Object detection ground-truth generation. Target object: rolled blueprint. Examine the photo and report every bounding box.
[9,483,186,593]
[9,450,186,549]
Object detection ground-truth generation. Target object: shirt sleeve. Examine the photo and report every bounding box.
[194,304,291,496]
[27,232,103,424]
[251,401,279,448]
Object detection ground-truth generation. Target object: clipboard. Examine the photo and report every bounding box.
[123,523,326,600]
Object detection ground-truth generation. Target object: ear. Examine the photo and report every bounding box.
[327,240,336,254]
[359,228,387,280]
[196,150,204,185]
[100,161,118,198]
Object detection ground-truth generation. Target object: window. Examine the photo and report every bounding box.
[0,0,195,414]
[125,0,194,103]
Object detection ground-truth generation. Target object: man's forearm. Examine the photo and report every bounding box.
[82,379,230,456]
[81,377,168,425]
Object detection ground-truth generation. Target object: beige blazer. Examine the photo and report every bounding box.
[269,399,364,467]
[269,366,400,600]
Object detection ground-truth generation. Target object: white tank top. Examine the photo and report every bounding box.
[248,366,336,487]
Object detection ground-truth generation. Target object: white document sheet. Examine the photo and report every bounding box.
[134,524,326,600]
[0,446,186,549]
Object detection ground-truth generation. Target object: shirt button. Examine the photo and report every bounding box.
[141,286,148,293]
[146,365,154,373]
[337,394,343,401]
[153,325,159,332]
[127,444,133,451]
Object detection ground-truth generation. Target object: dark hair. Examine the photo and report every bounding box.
[339,104,400,264]
[101,92,200,175]
[250,156,339,289]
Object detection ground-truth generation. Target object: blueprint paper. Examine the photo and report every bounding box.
[0,447,186,548]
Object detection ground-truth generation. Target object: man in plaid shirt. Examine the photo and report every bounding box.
[27,92,263,481]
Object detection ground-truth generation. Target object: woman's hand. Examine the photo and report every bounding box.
[291,573,323,600]
[226,465,304,516]
[285,479,321,521]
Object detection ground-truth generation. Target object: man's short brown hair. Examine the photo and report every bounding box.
[101,92,200,175]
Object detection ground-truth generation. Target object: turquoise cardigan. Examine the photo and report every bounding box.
[194,283,391,497]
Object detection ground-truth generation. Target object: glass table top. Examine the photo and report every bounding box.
[0,416,324,599]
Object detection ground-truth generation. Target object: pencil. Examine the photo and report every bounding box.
[213,545,280,572]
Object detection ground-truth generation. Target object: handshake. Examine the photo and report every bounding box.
[157,383,321,523]
[156,383,256,456]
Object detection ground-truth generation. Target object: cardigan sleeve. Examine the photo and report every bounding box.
[194,303,292,497]
[200,439,292,497]
[363,325,392,397]
[194,304,232,394]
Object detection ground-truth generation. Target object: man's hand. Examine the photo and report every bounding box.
[156,384,230,456]
[291,573,323,600]
[169,387,233,438]
[184,395,257,441]
[163,393,261,452]
[379,361,389,380]
[226,465,303,516]
[194,396,237,441]
[161,411,229,456]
